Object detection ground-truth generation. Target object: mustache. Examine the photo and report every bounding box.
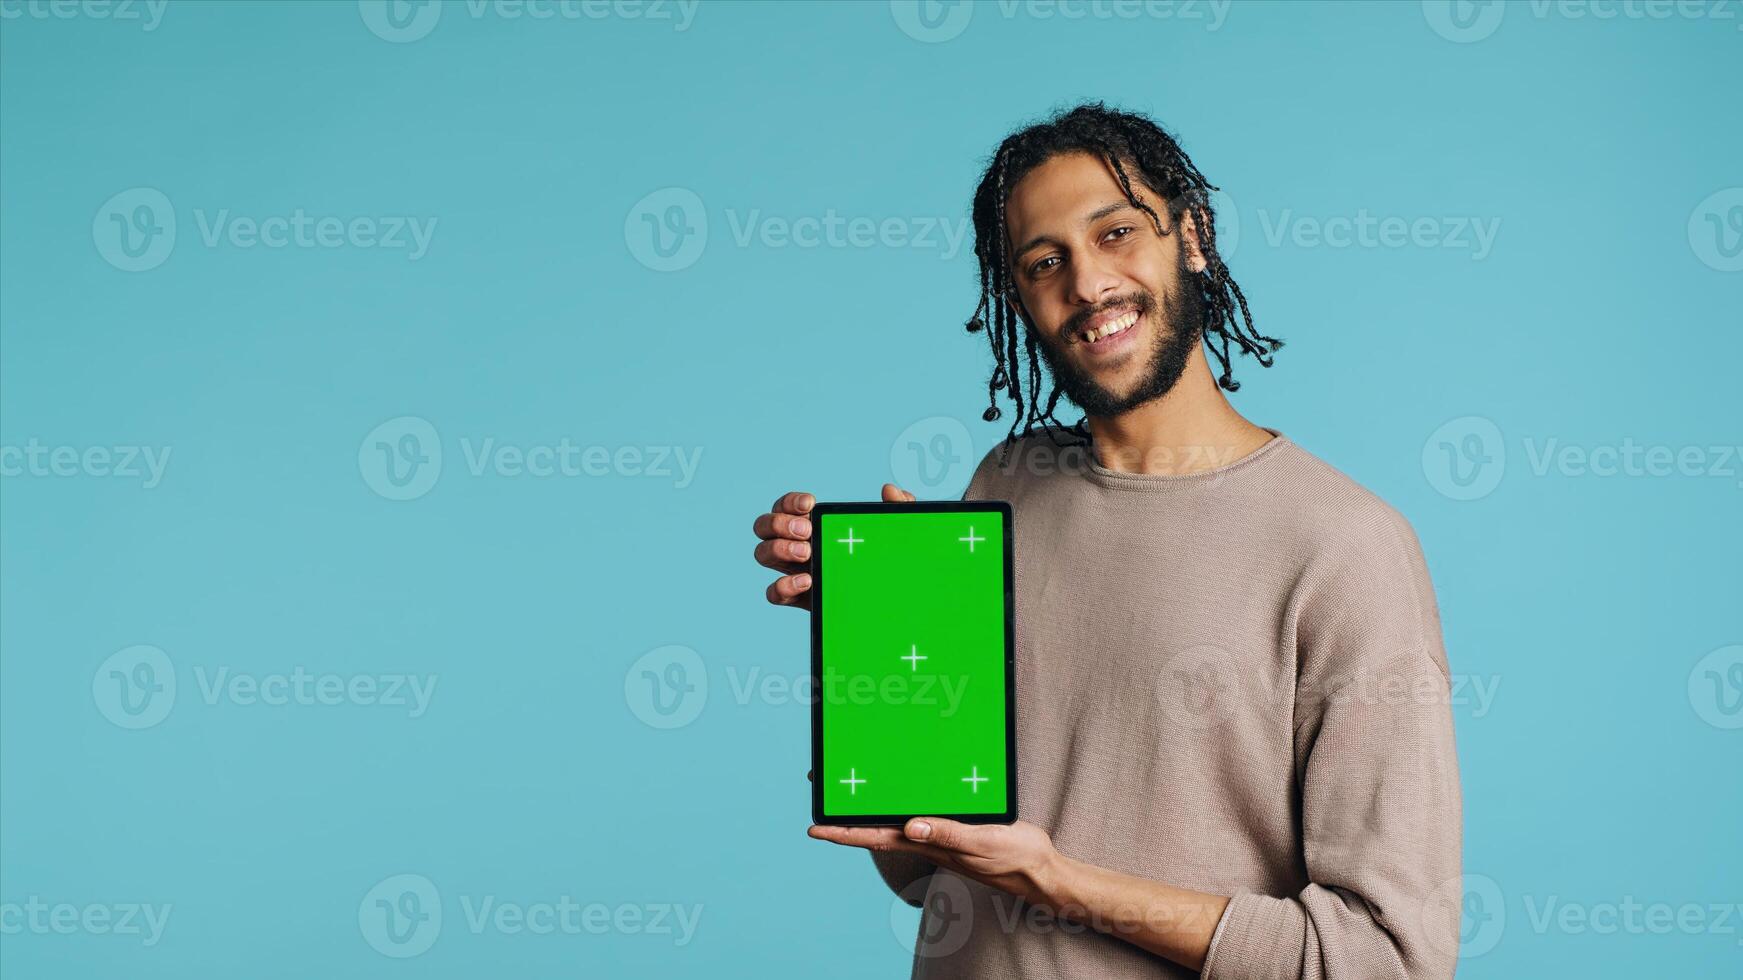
[1060,291,1156,341]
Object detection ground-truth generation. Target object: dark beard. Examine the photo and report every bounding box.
[1033,275,1206,420]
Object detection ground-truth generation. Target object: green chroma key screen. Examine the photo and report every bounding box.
[810,503,1016,825]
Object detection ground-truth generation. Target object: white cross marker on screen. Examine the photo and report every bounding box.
[838,528,863,555]
[962,766,989,793]
[959,526,985,553]
[840,769,866,795]
[901,644,927,671]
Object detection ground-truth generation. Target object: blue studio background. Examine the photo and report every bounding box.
[2,1,1739,976]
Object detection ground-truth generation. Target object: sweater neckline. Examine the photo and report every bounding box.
[1076,428,1290,492]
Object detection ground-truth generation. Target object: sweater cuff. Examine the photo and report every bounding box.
[1200,891,1307,980]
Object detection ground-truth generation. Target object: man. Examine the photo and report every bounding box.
[751,102,1461,979]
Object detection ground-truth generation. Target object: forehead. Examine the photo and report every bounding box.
[1004,151,1152,242]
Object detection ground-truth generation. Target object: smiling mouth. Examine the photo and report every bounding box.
[1077,308,1140,345]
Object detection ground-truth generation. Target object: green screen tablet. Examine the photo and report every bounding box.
[809,501,1017,826]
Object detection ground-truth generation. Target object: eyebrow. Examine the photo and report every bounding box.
[1011,199,1140,261]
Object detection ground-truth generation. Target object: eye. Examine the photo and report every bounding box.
[1103,225,1137,243]
[1028,254,1061,277]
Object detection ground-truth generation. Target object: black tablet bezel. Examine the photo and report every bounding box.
[808,499,1018,827]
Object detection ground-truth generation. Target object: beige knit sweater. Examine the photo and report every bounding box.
[873,429,1462,979]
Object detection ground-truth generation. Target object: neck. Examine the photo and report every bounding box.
[1082,346,1273,475]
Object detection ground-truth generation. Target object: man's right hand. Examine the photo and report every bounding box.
[754,484,916,609]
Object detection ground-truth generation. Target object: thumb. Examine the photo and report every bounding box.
[881,483,916,503]
[905,817,971,849]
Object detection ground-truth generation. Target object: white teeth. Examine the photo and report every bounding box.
[1083,310,1138,343]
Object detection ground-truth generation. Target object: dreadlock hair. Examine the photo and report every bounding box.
[963,102,1284,460]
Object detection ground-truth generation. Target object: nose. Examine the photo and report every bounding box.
[1067,251,1123,308]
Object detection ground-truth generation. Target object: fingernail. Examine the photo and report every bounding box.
[793,519,810,538]
[794,542,810,560]
[795,574,811,589]
[910,820,932,840]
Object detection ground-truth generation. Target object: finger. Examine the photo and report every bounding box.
[771,491,816,516]
[808,825,961,866]
[881,483,916,503]
[764,573,813,608]
[754,536,811,571]
[753,510,813,542]
[904,817,987,854]
[806,770,813,783]
[808,825,902,848]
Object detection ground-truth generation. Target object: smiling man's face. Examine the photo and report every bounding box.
[1003,151,1209,419]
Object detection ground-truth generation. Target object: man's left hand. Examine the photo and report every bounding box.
[808,819,1062,905]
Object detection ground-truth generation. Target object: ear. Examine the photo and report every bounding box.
[1178,209,1210,274]
[1004,285,1035,327]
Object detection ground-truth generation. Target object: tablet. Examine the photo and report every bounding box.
[809,500,1017,826]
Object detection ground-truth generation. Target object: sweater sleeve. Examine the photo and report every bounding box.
[1201,509,1463,980]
